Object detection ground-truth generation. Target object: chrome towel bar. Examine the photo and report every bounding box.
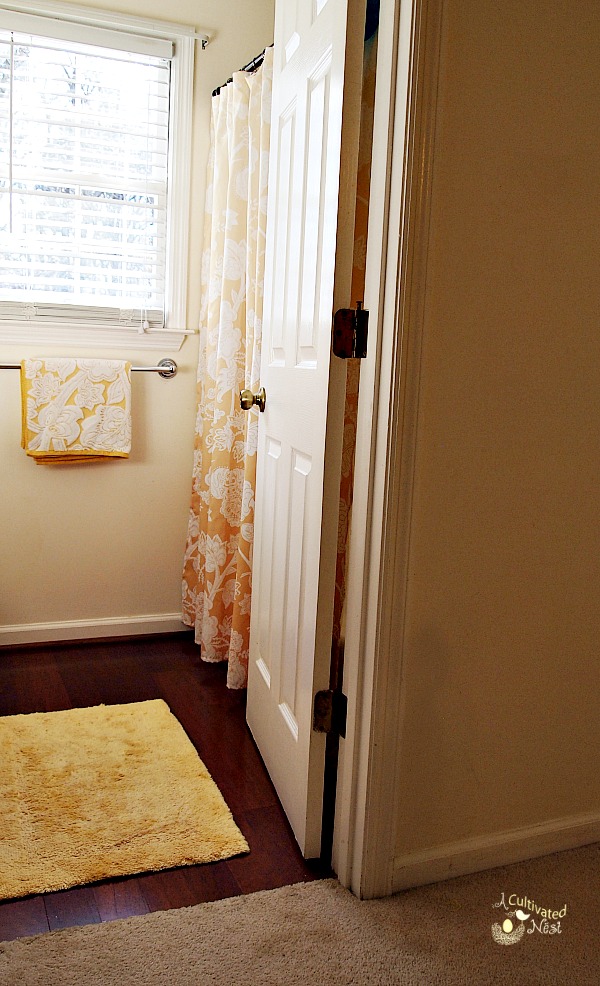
[0,357,177,378]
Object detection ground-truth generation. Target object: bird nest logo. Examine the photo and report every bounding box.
[491,893,566,945]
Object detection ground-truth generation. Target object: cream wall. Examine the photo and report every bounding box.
[0,0,275,641]
[393,0,600,864]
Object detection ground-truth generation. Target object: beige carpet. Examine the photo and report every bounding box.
[0,700,248,900]
[1,843,598,985]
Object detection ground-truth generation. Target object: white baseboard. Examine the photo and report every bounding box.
[0,614,188,647]
[392,811,600,892]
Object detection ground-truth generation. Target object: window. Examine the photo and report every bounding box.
[0,2,199,348]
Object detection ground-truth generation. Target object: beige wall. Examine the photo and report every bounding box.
[394,0,600,858]
[0,0,274,639]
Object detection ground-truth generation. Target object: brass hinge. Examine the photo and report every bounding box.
[332,301,369,359]
[313,689,348,738]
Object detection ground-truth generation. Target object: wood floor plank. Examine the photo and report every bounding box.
[0,652,71,717]
[136,862,242,912]
[57,643,161,709]
[0,896,49,943]
[135,868,204,913]
[181,861,242,905]
[227,806,322,894]
[44,886,102,932]
[92,877,150,923]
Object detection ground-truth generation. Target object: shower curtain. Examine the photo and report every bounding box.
[182,47,273,689]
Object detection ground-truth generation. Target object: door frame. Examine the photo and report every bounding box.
[332,0,444,898]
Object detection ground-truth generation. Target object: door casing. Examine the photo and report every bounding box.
[333,0,444,898]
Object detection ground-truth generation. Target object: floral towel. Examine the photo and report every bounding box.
[20,358,132,464]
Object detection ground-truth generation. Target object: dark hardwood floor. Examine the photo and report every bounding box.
[0,633,323,942]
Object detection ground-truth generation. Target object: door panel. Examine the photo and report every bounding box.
[247,0,365,857]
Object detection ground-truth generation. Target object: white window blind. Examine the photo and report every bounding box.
[0,23,171,331]
[0,3,201,345]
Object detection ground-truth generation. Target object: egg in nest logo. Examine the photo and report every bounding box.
[491,892,567,945]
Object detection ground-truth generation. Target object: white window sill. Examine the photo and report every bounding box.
[0,323,195,351]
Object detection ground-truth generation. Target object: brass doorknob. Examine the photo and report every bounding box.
[240,387,266,413]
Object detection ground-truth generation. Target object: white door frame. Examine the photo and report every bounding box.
[332,0,444,898]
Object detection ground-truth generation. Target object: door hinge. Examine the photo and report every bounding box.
[313,688,348,738]
[332,301,369,359]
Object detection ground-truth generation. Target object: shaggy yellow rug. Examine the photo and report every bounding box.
[0,700,249,901]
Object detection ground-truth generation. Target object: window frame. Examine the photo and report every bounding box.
[0,0,199,350]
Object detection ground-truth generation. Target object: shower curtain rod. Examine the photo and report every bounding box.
[212,44,272,97]
[0,358,178,377]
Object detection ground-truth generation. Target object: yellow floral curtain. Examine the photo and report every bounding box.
[182,48,273,689]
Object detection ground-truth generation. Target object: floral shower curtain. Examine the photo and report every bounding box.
[182,47,273,689]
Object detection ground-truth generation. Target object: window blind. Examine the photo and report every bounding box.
[0,22,171,329]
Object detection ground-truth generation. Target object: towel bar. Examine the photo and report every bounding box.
[0,358,177,378]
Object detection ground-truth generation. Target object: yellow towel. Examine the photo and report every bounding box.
[21,358,132,464]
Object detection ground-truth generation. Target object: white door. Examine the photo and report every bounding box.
[246,0,365,856]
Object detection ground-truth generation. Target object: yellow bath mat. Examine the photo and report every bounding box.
[0,700,249,901]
